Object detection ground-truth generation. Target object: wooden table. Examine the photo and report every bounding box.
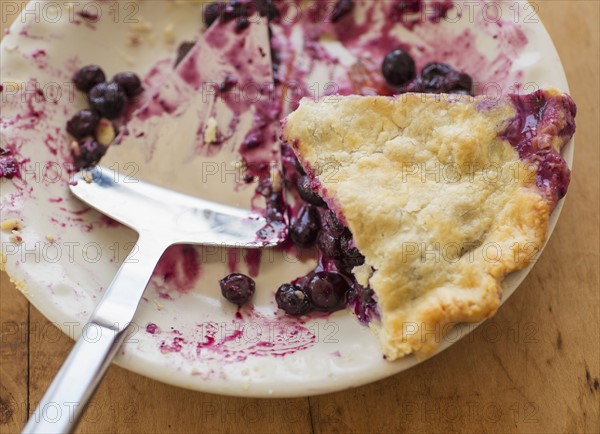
[1,2,598,433]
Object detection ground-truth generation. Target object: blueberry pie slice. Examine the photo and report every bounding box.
[283,89,576,360]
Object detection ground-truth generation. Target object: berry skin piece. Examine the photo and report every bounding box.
[73,65,106,92]
[382,49,416,87]
[220,273,256,306]
[66,109,100,139]
[88,82,127,119]
[276,283,312,316]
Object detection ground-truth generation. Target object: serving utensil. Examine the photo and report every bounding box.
[22,166,282,433]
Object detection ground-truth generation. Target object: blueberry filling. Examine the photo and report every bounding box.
[220,273,256,305]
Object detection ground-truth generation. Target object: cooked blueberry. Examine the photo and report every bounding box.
[256,0,280,20]
[297,176,326,206]
[73,138,107,169]
[88,82,126,119]
[66,109,100,139]
[204,2,225,26]
[289,204,320,247]
[175,41,196,67]
[306,271,350,311]
[331,0,355,23]
[112,72,142,98]
[382,49,416,87]
[317,230,343,259]
[219,273,255,305]
[276,283,312,316]
[73,65,105,92]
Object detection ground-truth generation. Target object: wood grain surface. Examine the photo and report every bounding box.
[1,1,599,433]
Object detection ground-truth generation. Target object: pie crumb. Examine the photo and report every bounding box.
[45,235,55,243]
[1,219,24,232]
[204,117,218,144]
[163,24,175,45]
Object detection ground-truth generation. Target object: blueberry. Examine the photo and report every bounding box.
[306,271,350,311]
[317,230,343,259]
[219,273,255,306]
[276,283,312,316]
[382,49,416,87]
[330,0,355,23]
[66,109,100,139]
[112,72,143,98]
[203,2,225,27]
[175,41,196,67]
[73,138,107,169]
[297,176,326,207]
[88,82,126,119]
[289,204,320,247]
[73,65,105,92]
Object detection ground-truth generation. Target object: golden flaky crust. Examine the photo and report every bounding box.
[283,93,555,360]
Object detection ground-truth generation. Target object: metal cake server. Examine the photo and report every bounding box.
[23,166,283,434]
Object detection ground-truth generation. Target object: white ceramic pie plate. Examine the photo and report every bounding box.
[0,0,572,397]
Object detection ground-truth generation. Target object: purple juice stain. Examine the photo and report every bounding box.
[152,245,201,296]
